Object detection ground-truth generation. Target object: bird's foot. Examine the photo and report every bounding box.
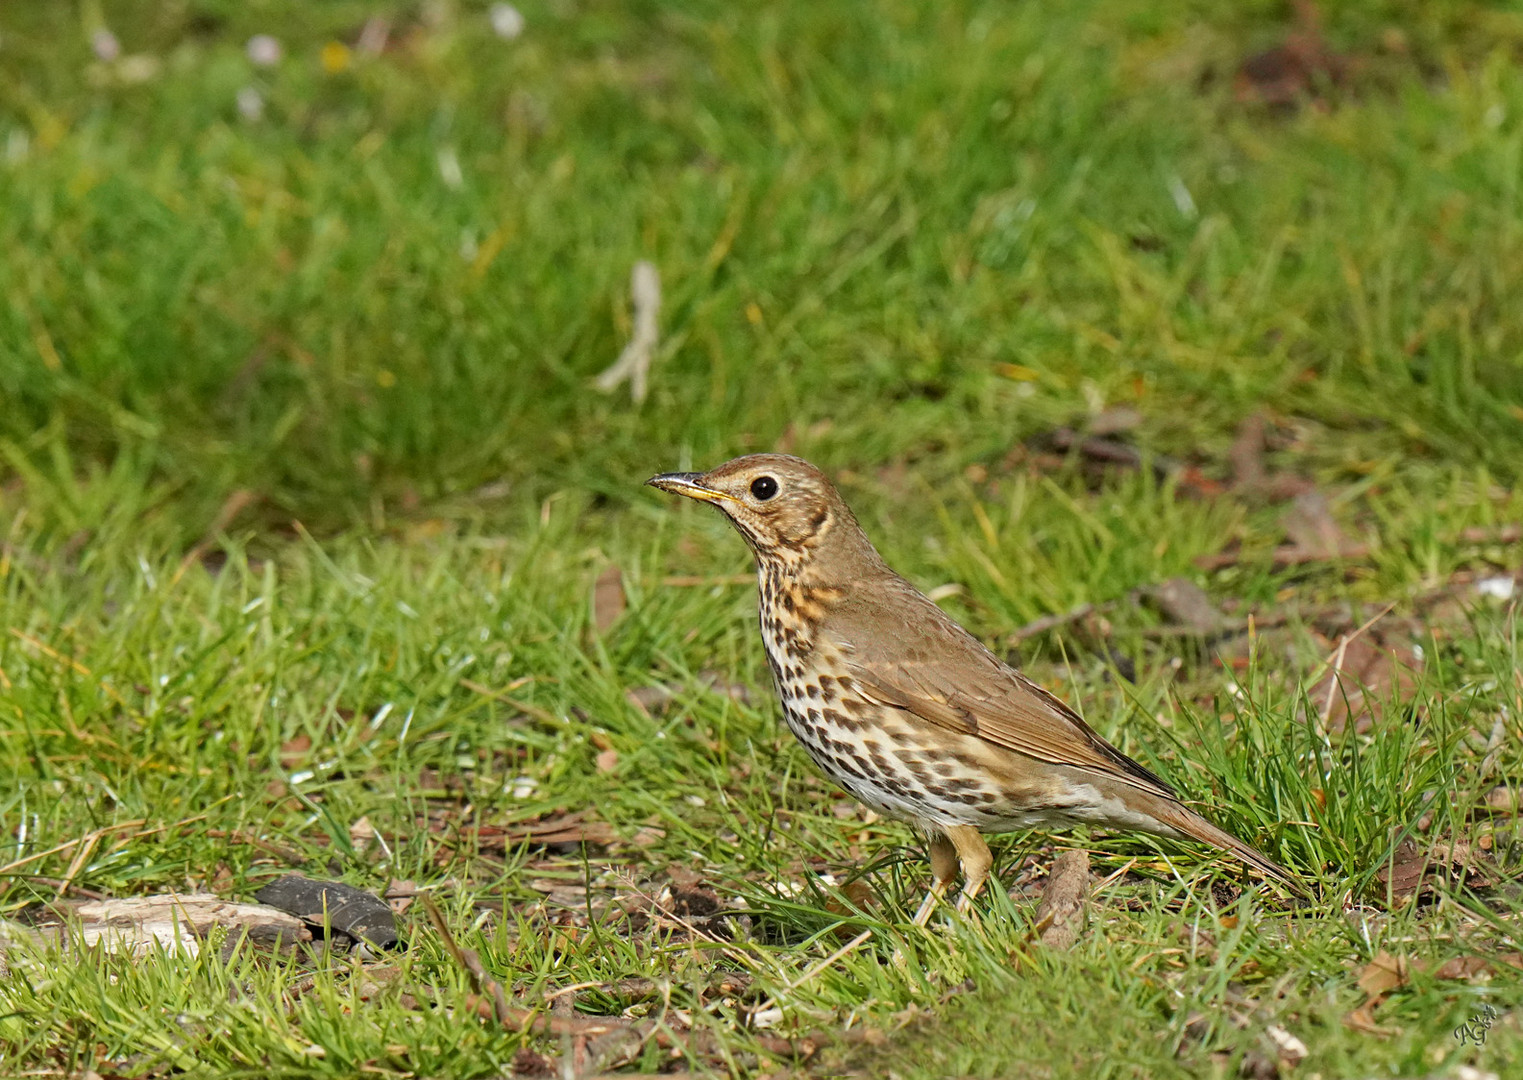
[910,881,950,927]
[953,872,998,919]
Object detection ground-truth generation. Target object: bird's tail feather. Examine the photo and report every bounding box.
[1137,793,1307,896]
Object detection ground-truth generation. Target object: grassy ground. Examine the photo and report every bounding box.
[2,1,1522,1077]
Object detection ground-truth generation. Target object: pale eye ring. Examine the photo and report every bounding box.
[750,476,778,501]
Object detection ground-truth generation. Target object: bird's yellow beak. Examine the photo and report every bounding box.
[646,471,738,505]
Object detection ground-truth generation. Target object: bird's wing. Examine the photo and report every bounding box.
[820,576,1175,798]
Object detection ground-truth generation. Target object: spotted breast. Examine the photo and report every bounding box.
[757,563,1019,830]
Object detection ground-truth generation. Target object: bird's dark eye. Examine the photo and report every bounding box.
[750,476,779,501]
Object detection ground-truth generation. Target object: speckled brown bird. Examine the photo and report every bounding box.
[648,454,1301,922]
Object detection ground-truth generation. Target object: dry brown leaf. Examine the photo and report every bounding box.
[1374,834,1499,903]
[384,880,418,915]
[1431,955,1491,981]
[1283,490,1349,558]
[625,685,669,714]
[211,863,235,894]
[1150,578,1227,635]
[1228,413,1268,491]
[349,815,377,846]
[1342,1002,1396,1036]
[1343,950,1409,1036]
[528,880,593,908]
[1356,951,1409,998]
[279,733,312,767]
[1234,0,1351,110]
[1312,633,1422,734]
[466,811,618,850]
[1227,413,1314,500]
[1374,839,1428,904]
[823,877,879,935]
[1342,950,1501,1038]
[593,565,625,633]
[595,748,619,773]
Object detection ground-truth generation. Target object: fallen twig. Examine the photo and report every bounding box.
[421,894,513,1026]
[1014,556,1520,652]
[661,574,754,587]
[171,488,260,586]
[1008,602,1103,643]
[594,261,661,404]
[0,875,108,901]
[0,820,145,877]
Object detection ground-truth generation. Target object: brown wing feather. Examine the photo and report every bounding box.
[821,576,1175,799]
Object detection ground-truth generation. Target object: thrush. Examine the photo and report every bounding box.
[648,454,1303,922]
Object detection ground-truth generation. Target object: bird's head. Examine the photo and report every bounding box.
[647,454,868,566]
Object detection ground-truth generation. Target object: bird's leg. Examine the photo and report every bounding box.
[911,833,960,926]
[945,825,995,914]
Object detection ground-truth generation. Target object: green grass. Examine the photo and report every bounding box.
[2,1,1522,1077]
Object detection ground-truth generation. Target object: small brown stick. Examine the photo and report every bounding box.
[594,261,662,404]
[421,893,512,1027]
[1019,559,1515,651]
[0,820,146,876]
[1088,857,1139,898]
[1136,612,1293,639]
[1008,603,1101,643]
[1008,587,1162,644]
[661,574,754,587]
[171,488,260,586]
[545,980,604,1003]
[1320,636,1351,727]
[0,874,109,901]
[53,830,107,901]
[45,804,226,900]
[1196,543,1372,571]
